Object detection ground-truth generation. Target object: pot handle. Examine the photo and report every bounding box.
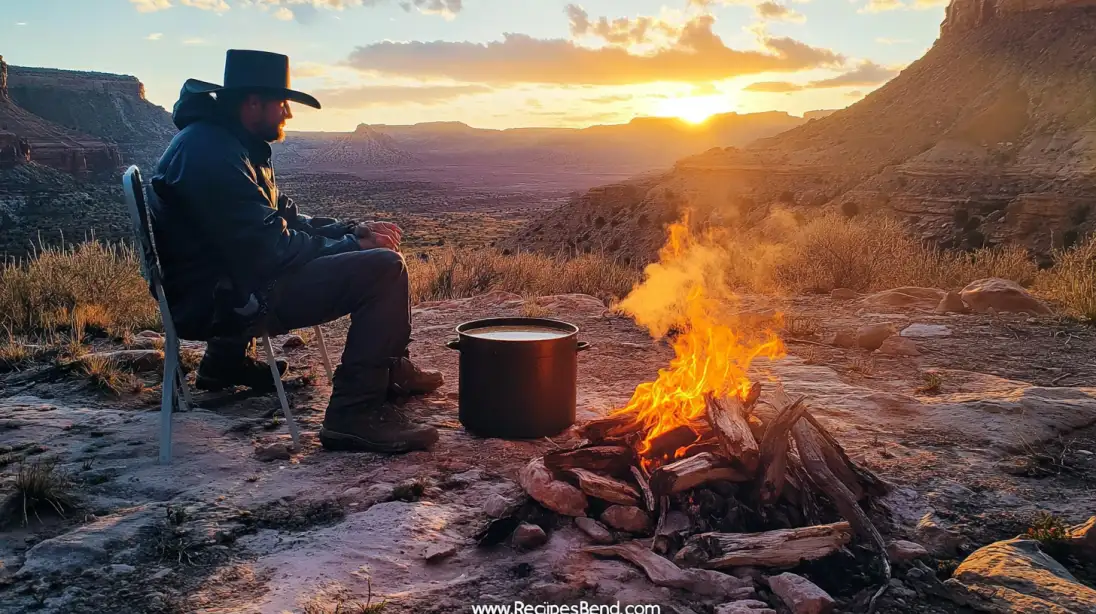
[445,339,461,351]
[577,341,592,352]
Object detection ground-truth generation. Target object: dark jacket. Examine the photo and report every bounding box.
[148,87,360,340]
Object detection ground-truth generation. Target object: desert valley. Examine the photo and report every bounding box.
[2,0,1096,613]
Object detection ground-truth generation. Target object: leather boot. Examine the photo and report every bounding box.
[388,356,444,397]
[319,364,439,453]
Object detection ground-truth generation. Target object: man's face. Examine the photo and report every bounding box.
[245,96,292,143]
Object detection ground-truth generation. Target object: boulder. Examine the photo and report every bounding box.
[600,505,652,533]
[944,538,1096,613]
[768,572,835,614]
[423,543,458,562]
[960,278,1052,315]
[823,330,856,348]
[863,287,946,310]
[914,512,964,557]
[255,442,292,462]
[512,523,548,550]
[900,324,952,338]
[483,493,519,518]
[830,288,858,300]
[575,517,615,544]
[518,458,587,516]
[282,334,306,349]
[876,336,921,357]
[887,540,930,562]
[935,291,969,314]
[1069,516,1096,556]
[856,323,897,350]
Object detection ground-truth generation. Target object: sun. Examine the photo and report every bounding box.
[654,95,733,124]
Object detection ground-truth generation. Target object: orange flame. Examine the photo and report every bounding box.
[611,220,786,460]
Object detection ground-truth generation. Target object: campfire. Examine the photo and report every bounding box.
[508,222,893,609]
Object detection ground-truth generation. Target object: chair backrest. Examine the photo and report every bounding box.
[121,165,161,297]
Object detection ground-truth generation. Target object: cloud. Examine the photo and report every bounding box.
[755,1,806,22]
[310,83,491,108]
[130,0,172,12]
[146,32,164,40]
[344,15,844,86]
[859,0,945,11]
[583,93,635,103]
[565,4,680,47]
[292,61,334,78]
[181,0,230,11]
[183,37,209,45]
[744,60,899,92]
[15,21,27,26]
[399,0,462,19]
[274,6,294,19]
[847,90,864,97]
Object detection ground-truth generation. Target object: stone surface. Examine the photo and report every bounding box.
[876,336,921,357]
[768,572,835,614]
[483,494,517,518]
[282,334,306,349]
[1069,516,1096,554]
[108,564,135,575]
[17,505,162,577]
[856,323,897,350]
[518,457,587,516]
[887,540,930,562]
[600,505,653,533]
[512,523,549,550]
[942,0,1096,37]
[716,601,777,614]
[255,442,292,462]
[823,330,856,348]
[960,278,1052,315]
[423,543,458,562]
[914,512,965,557]
[945,538,1096,612]
[901,324,952,338]
[575,517,615,544]
[863,288,947,310]
[830,288,858,300]
[935,291,969,314]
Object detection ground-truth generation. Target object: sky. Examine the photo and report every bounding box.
[0,0,949,131]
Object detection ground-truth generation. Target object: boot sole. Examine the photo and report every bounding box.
[318,427,437,453]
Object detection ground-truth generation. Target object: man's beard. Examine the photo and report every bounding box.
[259,121,286,143]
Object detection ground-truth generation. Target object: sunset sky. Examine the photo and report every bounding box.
[0,0,947,131]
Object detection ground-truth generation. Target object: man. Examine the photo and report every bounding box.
[148,49,442,453]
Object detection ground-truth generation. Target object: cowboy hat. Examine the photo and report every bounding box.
[182,49,321,109]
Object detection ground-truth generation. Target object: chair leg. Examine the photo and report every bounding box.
[313,325,335,381]
[175,362,193,413]
[159,349,178,465]
[262,334,301,446]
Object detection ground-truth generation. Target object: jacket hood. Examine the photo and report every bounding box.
[171,86,219,130]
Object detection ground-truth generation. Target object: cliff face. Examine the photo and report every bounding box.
[509,0,1096,263]
[7,63,174,166]
[0,55,122,175]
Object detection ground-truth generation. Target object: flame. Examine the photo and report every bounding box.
[611,220,786,461]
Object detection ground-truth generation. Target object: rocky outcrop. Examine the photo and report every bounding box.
[0,55,122,175]
[6,63,174,165]
[306,123,420,169]
[941,0,1096,37]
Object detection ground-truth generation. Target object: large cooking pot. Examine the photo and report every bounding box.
[446,317,590,439]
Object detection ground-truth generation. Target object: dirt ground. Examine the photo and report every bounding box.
[1,290,1095,613]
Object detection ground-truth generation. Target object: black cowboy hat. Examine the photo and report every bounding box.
[182,49,321,109]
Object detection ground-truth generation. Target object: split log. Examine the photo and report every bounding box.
[653,510,693,555]
[757,396,807,504]
[786,453,823,527]
[705,394,760,474]
[644,424,701,460]
[544,445,635,478]
[677,440,723,458]
[518,457,588,516]
[585,541,755,600]
[805,413,890,498]
[742,381,762,411]
[565,468,641,506]
[630,466,656,512]
[674,521,853,569]
[649,452,752,497]
[577,414,642,443]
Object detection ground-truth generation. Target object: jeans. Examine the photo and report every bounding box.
[202,249,412,369]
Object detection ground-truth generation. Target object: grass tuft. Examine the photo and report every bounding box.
[8,457,77,526]
[79,354,143,395]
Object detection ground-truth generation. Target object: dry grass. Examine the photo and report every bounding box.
[916,371,944,395]
[79,354,144,395]
[6,457,77,526]
[1034,235,1096,322]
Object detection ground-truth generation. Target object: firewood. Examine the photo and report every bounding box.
[518,457,588,517]
[544,445,635,477]
[804,413,890,498]
[677,440,722,458]
[705,394,761,473]
[654,510,693,555]
[584,541,755,600]
[565,467,641,506]
[757,396,807,504]
[630,466,656,512]
[649,452,751,497]
[674,521,853,569]
[644,424,701,460]
[577,414,642,443]
[743,381,762,411]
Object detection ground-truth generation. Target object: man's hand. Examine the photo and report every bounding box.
[355,221,403,251]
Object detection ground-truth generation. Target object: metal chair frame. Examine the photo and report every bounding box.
[121,165,334,463]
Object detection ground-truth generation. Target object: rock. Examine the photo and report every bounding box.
[575,517,614,544]
[150,568,173,580]
[768,572,835,614]
[423,543,457,562]
[856,323,896,350]
[863,287,946,310]
[716,601,777,614]
[282,334,305,349]
[600,505,653,533]
[1069,516,1096,555]
[338,487,363,504]
[518,457,587,516]
[944,538,1096,612]
[960,278,1052,315]
[109,564,135,574]
[935,291,969,314]
[914,512,964,557]
[900,324,952,338]
[823,330,856,348]
[483,494,519,518]
[512,522,548,550]
[255,442,292,462]
[875,336,921,357]
[887,540,929,562]
[17,505,162,577]
[365,482,396,503]
[82,349,164,373]
[830,288,858,300]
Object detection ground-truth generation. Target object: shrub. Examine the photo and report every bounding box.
[1034,234,1096,322]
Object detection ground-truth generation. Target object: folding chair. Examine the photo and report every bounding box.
[122,165,335,464]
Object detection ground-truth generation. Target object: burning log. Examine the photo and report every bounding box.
[565,468,641,506]
[643,424,702,460]
[518,458,587,517]
[576,414,642,444]
[704,393,760,474]
[757,396,808,504]
[674,521,853,569]
[584,541,755,600]
[649,452,751,497]
[630,466,656,512]
[544,445,636,478]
